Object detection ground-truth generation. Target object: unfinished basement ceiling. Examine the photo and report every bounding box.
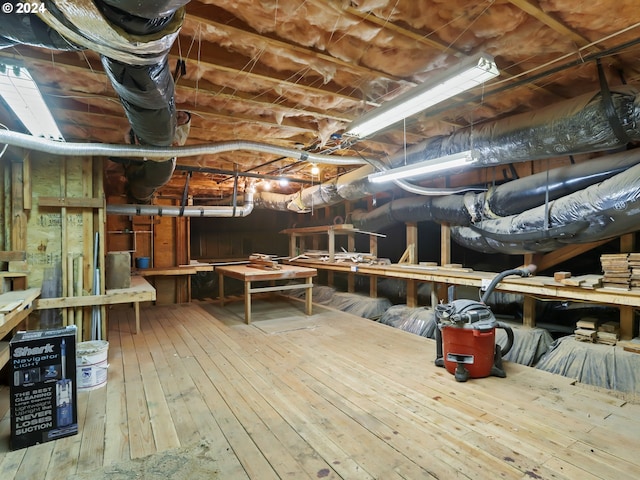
[1,0,640,201]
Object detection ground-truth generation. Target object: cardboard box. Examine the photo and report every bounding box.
[10,326,78,450]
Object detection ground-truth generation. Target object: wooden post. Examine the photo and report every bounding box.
[347,230,355,292]
[61,158,68,326]
[406,222,418,264]
[440,223,451,266]
[23,153,31,210]
[11,161,27,252]
[523,296,536,328]
[406,279,417,308]
[438,223,451,307]
[619,305,635,340]
[369,234,377,298]
[621,233,635,253]
[328,228,335,262]
[289,234,297,257]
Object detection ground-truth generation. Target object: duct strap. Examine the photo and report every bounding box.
[598,59,630,145]
[35,0,185,65]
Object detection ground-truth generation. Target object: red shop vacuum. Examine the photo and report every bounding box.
[434,265,536,382]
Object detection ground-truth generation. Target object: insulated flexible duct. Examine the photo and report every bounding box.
[397,86,640,171]
[451,159,640,253]
[350,148,640,232]
[0,0,191,202]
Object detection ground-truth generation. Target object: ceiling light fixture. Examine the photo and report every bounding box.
[345,52,499,139]
[310,163,319,175]
[0,61,64,141]
[368,150,477,183]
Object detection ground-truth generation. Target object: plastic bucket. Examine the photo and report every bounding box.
[136,257,150,269]
[76,340,109,391]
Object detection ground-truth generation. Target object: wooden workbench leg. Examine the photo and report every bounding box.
[305,278,313,316]
[430,282,439,307]
[523,296,536,328]
[219,272,225,307]
[369,276,377,298]
[620,305,634,340]
[134,302,140,334]
[406,279,417,308]
[244,280,251,324]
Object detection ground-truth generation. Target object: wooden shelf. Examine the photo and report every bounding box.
[281,224,383,262]
[0,288,41,370]
[288,259,640,340]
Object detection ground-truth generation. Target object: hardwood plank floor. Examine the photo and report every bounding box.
[1,296,639,479]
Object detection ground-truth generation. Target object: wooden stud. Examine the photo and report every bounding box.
[440,223,451,266]
[619,305,634,340]
[523,296,536,328]
[406,222,418,264]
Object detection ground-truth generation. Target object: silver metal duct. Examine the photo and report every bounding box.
[107,192,254,217]
[0,130,368,166]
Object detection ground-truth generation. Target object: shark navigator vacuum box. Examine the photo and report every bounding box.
[10,325,78,450]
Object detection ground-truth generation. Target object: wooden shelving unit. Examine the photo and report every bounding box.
[0,288,41,369]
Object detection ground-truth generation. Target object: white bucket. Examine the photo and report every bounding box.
[76,340,109,391]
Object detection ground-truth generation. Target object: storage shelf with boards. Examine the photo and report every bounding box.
[0,288,41,369]
[107,230,152,254]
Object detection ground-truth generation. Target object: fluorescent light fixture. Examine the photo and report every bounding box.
[0,61,64,141]
[345,52,499,138]
[368,150,476,183]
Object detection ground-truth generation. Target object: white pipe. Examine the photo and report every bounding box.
[106,192,254,217]
[0,130,367,166]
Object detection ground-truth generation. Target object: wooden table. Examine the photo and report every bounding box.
[35,276,156,336]
[216,264,317,324]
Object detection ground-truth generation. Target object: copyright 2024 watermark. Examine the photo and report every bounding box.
[2,2,47,14]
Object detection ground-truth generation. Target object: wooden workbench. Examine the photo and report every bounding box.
[35,275,156,335]
[216,264,317,324]
[288,259,640,339]
[136,264,214,303]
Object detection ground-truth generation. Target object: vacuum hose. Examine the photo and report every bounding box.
[480,264,537,303]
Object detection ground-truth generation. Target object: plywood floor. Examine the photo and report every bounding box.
[1,296,639,479]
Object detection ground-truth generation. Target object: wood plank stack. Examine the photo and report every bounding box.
[574,318,599,342]
[629,253,640,289]
[574,318,620,345]
[600,253,631,290]
[596,321,620,346]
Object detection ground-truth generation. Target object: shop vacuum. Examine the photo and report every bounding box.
[434,265,537,382]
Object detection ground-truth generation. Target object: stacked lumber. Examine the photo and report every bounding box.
[620,338,640,354]
[600,253,630,290]
[292,250,382,264]
[553,271,584,287]
[596,321,620,346]
[574,318,620,345]
[248,254,281,270]
[574,317,599,342]
[629,253,640,289]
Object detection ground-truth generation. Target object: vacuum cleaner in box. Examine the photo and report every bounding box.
[10,326,78,450]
